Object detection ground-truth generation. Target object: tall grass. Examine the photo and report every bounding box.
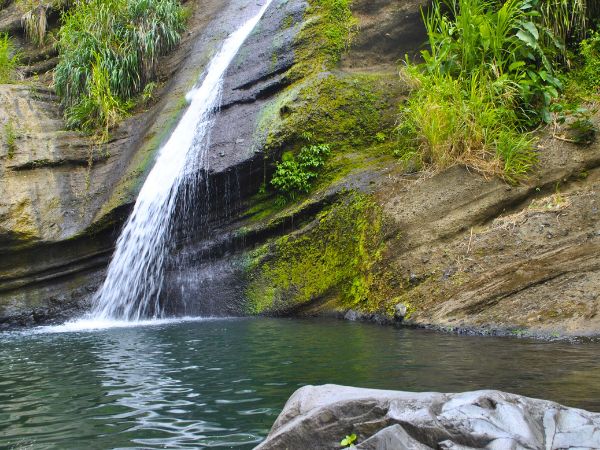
[65,55,129,140]
[54,0,185,138]
[0,33,19,83]
[397,0,563,182]
[537,0,590,46]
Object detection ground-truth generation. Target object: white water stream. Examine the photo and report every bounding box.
[90,0,274,322]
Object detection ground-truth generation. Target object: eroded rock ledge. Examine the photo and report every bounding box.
[256,384,600,449]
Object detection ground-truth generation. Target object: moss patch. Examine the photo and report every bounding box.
[246,192,384,314]
[286,0,357,82]
[265,72,403,153]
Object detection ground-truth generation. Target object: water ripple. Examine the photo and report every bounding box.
[1,318,600,449]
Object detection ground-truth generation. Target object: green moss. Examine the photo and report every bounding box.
[250,72,405,225]
[8,199,38,242]
[282,14,295,29]
[286,0,357,81]
[243,189,287,224]
[269,73,400,151]
[246,193,384,314]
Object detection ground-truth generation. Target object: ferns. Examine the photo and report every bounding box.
[54,0,185,137]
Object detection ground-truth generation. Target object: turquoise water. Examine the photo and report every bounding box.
[1,318,599,449]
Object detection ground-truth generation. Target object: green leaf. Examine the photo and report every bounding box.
[508,61,525,72]
[340,433,357,447]
[521,21,539,41]
[516,29,537,49]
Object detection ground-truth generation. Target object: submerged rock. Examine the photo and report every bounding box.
[256,384,600,449]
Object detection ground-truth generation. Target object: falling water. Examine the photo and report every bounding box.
[91,0,274,321]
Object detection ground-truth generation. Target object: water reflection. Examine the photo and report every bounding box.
[1,318,599,449]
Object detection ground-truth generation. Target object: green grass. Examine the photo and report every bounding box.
[0,33,19,83]
[54,0,185,138]
[65,55,130,141]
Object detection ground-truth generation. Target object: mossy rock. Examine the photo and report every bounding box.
[264,72,405,153]
[245,192,384,314]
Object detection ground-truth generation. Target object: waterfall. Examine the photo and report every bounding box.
[91,0,274,321]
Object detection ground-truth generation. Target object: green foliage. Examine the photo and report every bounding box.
[577,30,600,91]
[421,0,562,124]
[567,118,596,144]
[4,119,17,159]
[141,81,158,105]
[533,0,592,56]
[340,434,357,447]
[271,144,331,200]
[246,193,383,314]
[0,33,19,83]
[54,0,185,135]
[396,0,575,181]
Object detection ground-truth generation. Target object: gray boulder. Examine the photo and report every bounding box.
[255,384,600,450]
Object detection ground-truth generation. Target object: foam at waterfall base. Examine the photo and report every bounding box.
[32,316,226,334]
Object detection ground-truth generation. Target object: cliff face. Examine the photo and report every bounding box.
[1,0,598,336]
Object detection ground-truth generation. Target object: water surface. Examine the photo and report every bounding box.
[1,318,599,449]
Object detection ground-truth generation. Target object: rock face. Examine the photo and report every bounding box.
[256,384,600,449]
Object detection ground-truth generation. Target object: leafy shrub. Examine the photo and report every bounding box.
[271,144,331,200]
[396,0,569,181]
[0,33,19,83]
[54,0,185,136]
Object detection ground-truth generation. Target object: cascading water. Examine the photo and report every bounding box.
[91,0,274,322]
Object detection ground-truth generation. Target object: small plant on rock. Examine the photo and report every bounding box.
[271,143,331,202]
[340,433,358,448]
[4,119,18,158]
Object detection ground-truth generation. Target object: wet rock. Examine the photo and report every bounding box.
[394,303,407,320]
[256,384,600,450]
[344,309,364,321]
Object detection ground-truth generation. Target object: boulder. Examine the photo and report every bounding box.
[256,384,600,450]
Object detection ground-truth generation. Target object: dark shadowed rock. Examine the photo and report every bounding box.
[256,384,600,449]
